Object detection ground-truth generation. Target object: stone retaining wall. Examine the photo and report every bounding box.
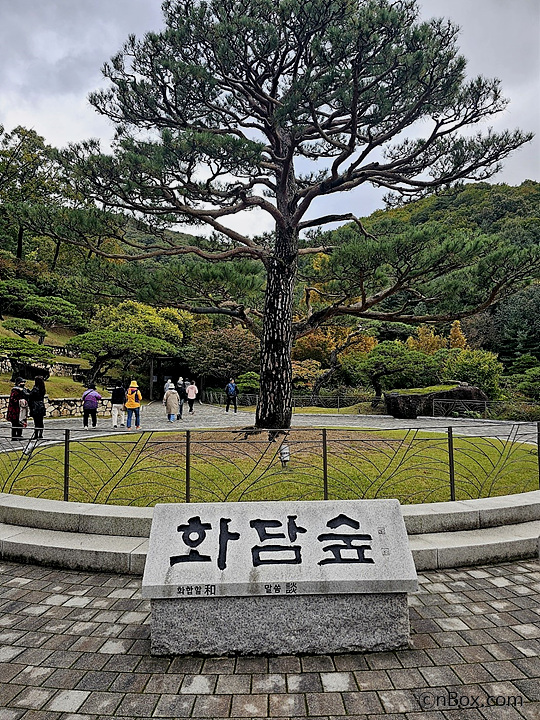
[0,395,112,420]
[1,355,82,379]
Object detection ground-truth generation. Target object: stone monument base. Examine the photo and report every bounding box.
[150,592,409,655]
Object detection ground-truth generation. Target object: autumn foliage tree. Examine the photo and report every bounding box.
[449,320,468,349]
[406,326,447,354]
[91,301,193,345]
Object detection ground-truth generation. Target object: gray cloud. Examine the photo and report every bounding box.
[0,0,537,221]
[0,1,163,97]
[417,0,540,184]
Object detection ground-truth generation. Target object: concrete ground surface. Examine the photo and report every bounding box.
[0,558,539,719]
[1,400,537,442]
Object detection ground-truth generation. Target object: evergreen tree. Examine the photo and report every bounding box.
[50,0,531,427]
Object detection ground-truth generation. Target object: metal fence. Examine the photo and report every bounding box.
[433,399,540,421]
[203,392,372,411]
[0,423,538,507]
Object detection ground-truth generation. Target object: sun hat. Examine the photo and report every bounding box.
[129,380,139,388]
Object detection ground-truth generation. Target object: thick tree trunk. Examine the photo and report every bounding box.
[256,131,298,429]
[256,236,297,429]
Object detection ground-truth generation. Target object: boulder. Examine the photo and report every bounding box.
[384,384,489,419]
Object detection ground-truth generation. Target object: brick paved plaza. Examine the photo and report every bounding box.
[1,558,539,719]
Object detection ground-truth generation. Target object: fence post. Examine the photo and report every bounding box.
[447,426,456,501]
[322,428,328,500]
[337,395,340,414]
[185,430,191,503]
[537,422,540,490]
[63,429,70,502]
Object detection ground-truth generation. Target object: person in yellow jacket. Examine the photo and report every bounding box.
[125,380,142,430]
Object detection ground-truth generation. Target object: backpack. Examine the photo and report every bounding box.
[82,390,99,410]
[126,387,141,404]
[226,382,237,397]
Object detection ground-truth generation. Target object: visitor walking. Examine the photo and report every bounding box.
[225,378,238,413]
[125,380,142,430]
[186,380,198,415]
[176,377,187,420]
[163,384,180,422]
[110,382,126,428]
[82,383,102,428]
[163,378,174,394]
[7,377,28,440]
[28,376,47,439]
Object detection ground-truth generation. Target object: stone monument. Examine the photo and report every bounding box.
[142,498,418,655]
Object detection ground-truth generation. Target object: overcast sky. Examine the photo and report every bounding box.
[1,0,538,230]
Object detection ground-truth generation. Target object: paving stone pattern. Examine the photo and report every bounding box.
[0,559,539,718]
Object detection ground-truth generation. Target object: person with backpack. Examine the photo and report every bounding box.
[82,383,102,428]
[110,382,126,428]
[225,378,238,413]
[28,376,47,439]
[125,380,143,430]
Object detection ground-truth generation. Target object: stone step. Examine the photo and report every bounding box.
[0,493,152,537]
[410,519,540,570]
[0,522,147,575]
[2,491,540,537]
[1,519,538,575]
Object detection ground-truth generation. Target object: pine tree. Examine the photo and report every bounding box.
[52,0,531,427]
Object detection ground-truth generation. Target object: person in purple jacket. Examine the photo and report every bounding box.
[82,383,102,428]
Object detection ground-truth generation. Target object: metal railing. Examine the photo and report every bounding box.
[433,398,540,421]
[0,423,538,507]
[203,392,373,411]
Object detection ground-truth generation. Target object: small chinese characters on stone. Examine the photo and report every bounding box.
[250,515,307,566]
[317,513,374,565]
[286,582,297,594]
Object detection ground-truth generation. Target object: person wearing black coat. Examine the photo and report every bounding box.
[28,376,46,439]
[110,382,126,428]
